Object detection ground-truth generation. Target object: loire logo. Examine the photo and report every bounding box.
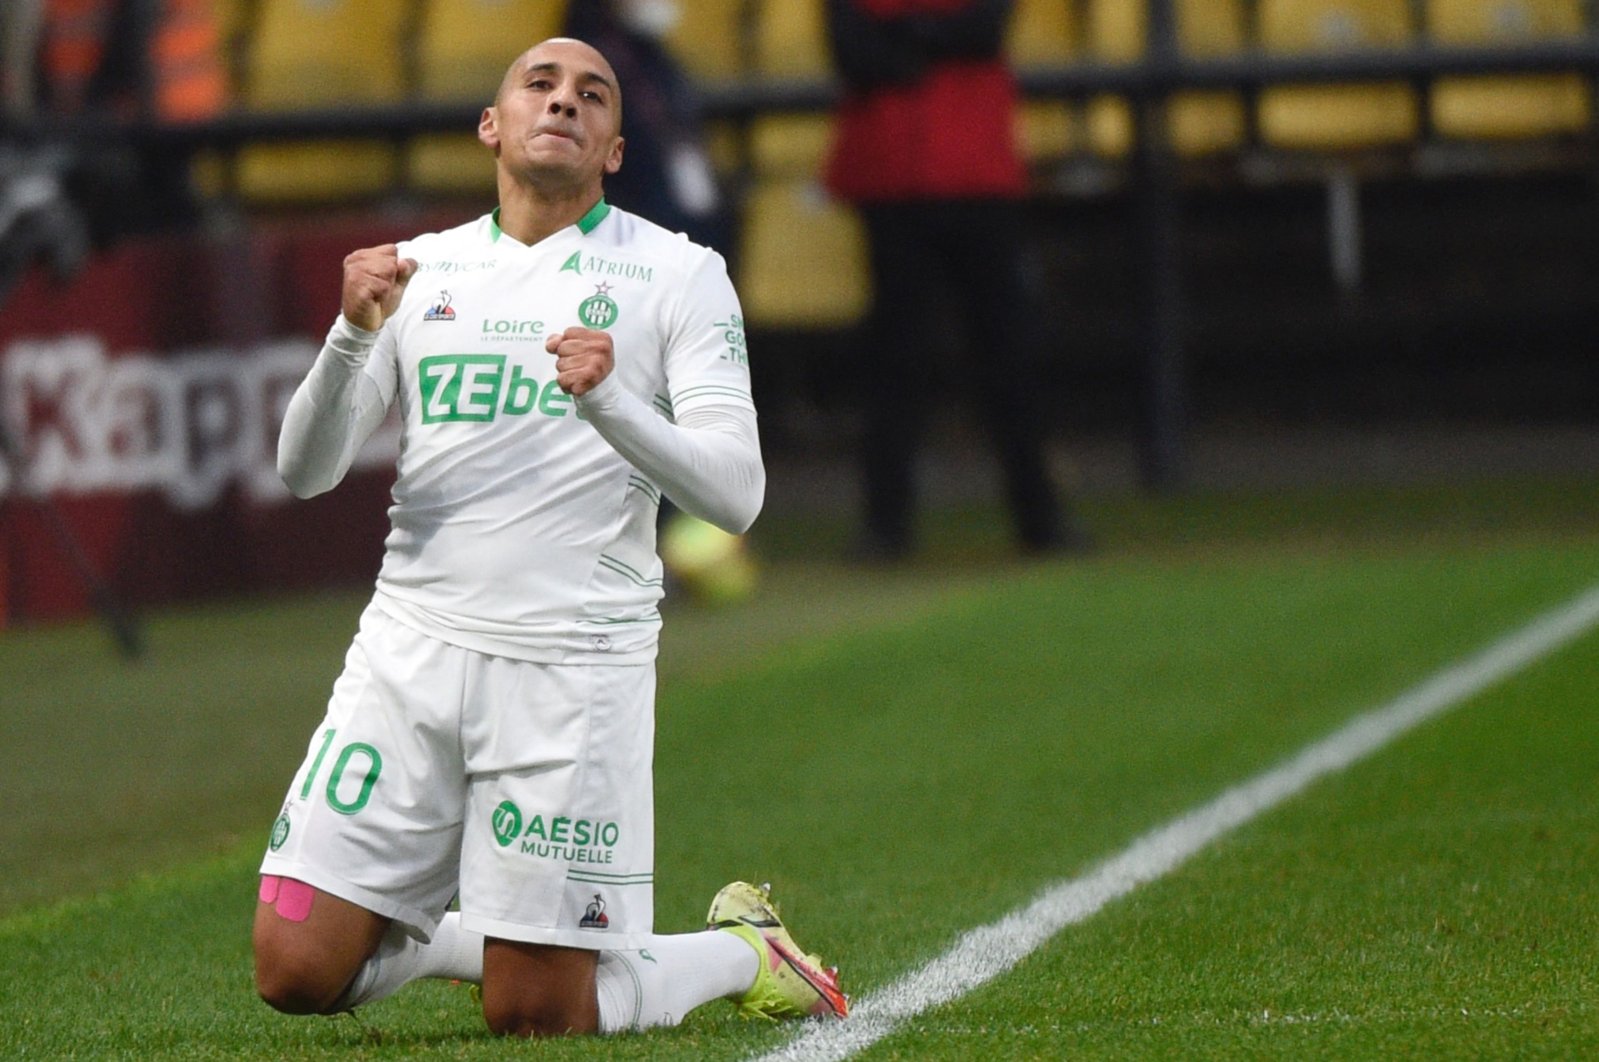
[479,317,544,343]
[580,894,610,930]
[270,813,291,851]
[423,290,456,321]
[577,284,619,330]
[492,800,523,848]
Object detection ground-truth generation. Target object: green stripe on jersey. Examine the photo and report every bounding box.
[598,554,663,588]
[673,384,753,406]
[568,870,653,885]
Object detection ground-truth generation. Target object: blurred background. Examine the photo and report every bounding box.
[2,0,1598,629]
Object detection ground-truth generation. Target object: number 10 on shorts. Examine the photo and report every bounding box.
[300,729,384,815]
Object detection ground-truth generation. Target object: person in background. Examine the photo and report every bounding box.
[563,0,731,255]
[21,0,225,235]
[823,0,1089,562]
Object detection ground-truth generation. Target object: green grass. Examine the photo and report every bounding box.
[3,475,1598,1058]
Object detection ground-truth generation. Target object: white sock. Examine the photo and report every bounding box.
[594,928,760,1032]
[336,912,485,1010]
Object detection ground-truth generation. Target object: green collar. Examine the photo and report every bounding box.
[489,198,611,243]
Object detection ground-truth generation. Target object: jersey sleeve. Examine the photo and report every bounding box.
[573,247,764,533]
[660,248,756,424]
[276,315,398,498]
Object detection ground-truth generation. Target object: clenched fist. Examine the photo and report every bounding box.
[545,327,615,397]
[342,244,418,332]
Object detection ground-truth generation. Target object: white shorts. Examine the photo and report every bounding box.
[260,602,656,948]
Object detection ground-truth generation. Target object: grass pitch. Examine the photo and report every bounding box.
[2,475,1597,1058]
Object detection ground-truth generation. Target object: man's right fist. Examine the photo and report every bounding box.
[342,244,418,332]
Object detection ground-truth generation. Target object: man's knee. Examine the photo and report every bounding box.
[480,940,599,1037]
[253,935,350,1015]
[481,991,592,1038]
[252,877,386,1015]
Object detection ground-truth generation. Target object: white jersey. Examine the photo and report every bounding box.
[330,202,757,663]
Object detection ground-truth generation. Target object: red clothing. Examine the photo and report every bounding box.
[824,0,1027,204]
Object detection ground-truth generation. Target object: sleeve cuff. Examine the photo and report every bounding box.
[324,314,382,367]
[572,371,626,416]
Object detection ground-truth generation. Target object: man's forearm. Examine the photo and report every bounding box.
[576,374,765,534]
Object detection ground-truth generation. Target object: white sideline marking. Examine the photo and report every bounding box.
[754,582,1599,1062]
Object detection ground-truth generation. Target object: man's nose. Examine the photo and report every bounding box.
[547,94,577,118]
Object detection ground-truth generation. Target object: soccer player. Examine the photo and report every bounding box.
[252,37,846,1037]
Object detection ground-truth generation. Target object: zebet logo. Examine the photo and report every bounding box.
[490,799,622,864]
[419,354,581,424]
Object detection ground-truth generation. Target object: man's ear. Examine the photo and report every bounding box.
[605,136,625,176]
[478,107,500,152]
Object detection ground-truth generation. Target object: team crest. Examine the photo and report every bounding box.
[423,290,456,321]
[577,283,619,329]
[269,812,291,851]
[580,894,610,930]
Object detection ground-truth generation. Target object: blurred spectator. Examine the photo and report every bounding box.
[824,0,1087,561]
[563,0,732,255]
[1,2,45,118]
[10,0,226,240]
[35,0,224,121]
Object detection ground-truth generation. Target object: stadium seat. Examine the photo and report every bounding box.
[233,0,411,204]
[1257,0,1420,150]
[748,0,833,172]
[753,0,831,79]
[1256,2,1422,291]
[664,0,749,80]
[735,0,869,329]
[408,0,570,196]
[1426,0,1590,140]
[736,176,870,329]
[1007,0,1080,161]
[1082,0,1248,159]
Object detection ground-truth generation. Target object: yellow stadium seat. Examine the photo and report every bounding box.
[746,1,833,176]
[749,114,833,176]
[1008,0,1080,160]
[1083,0,1248,158]
[737,177,869,329]
[408,0,570,196]
[664,0,747,80]
[1009,0,1077,69]
[754,0,830,79]
[1257,0,1420,150]
[234,0,411,203]
[1427,0,1590,140]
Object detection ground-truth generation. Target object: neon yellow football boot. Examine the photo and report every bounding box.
[707,880,849,1021]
